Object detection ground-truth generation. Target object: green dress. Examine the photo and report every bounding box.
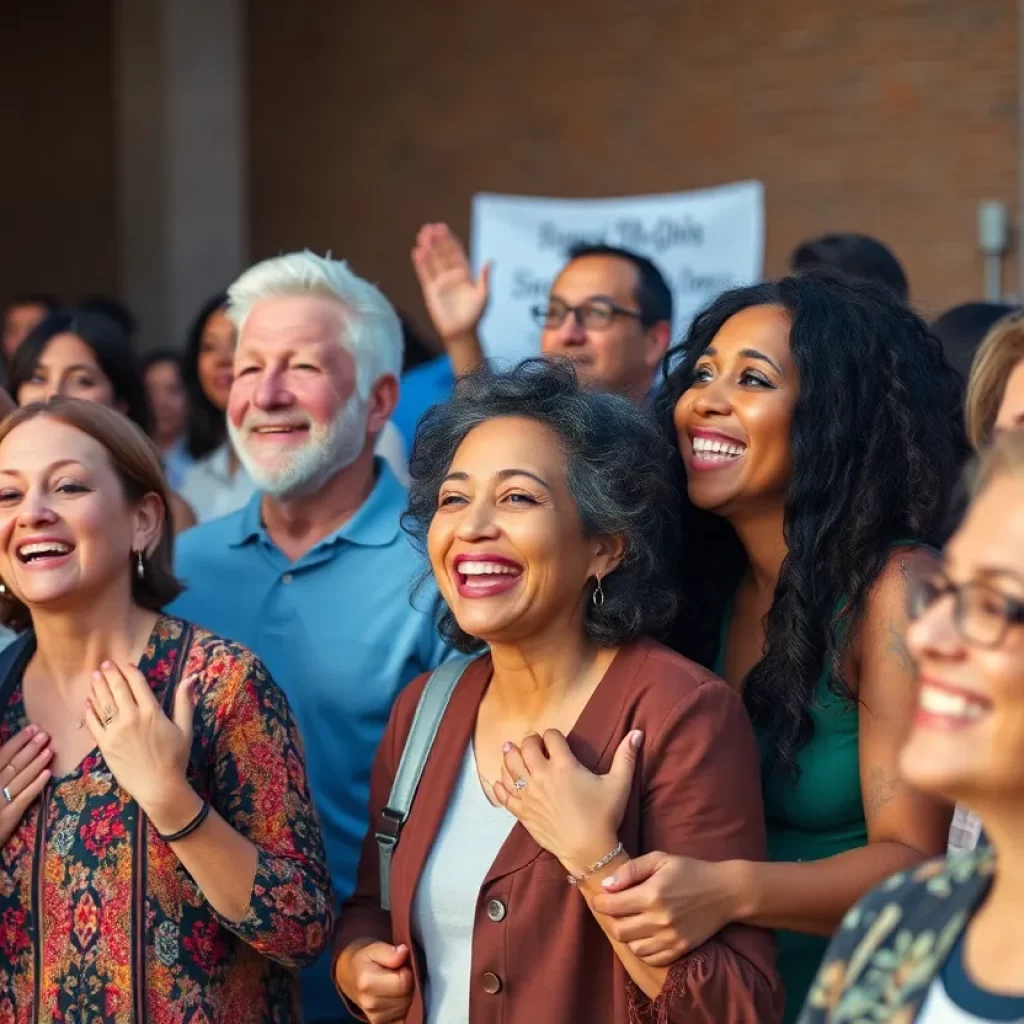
[716,616,865,1024]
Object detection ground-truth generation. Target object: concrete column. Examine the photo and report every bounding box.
[114,0,247,351]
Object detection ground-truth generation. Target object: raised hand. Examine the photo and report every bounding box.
[493,729,641,879]
[0,725,53,845]
[85,661,195,822]
[335,939,414,1023]
[411,223,491,343]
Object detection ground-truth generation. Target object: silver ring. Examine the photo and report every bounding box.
[2,786,11,804]
[514,777,528,792]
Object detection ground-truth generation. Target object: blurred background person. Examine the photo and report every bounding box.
[171,251,450,1022]
[142,349,193,489]
[799,432,1024,1022]
[78,294,139,341]
[965,310,1024,448]
[399,223,673,447]
[931,301,1020,384]
[789,233,909,303]
[334,359,781,1024]
[180,292,256,522]
[0,398,334,1021]
[1,292,58,366]
[8,309,196,532]
[595,273,963,1022]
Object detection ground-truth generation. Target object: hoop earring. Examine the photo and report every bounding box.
[135,551,145,580]
[591,576,605,608]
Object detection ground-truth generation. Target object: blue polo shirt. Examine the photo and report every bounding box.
[393,355,455,449]
[169,460,450,1022]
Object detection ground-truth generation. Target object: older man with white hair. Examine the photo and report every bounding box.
[170,252,449,1022]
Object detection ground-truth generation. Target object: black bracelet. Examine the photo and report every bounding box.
[156,800,210,843]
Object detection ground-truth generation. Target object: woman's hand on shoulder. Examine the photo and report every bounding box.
[0,725,53,845]
[335,938,414,1024]
[85,661,197,828]
[492,728,641,878]
[591,851,749,965]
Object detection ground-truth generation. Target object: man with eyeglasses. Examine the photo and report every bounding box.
[393,222,673,449]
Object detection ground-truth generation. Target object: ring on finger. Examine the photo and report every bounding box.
[2,786,11,804]
[514,777,528,791]
[102,707,117,725]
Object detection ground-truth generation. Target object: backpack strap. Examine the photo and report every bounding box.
[376,654,478,911]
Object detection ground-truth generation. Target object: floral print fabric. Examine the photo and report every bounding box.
[797,848,995,1024]
[0,616,333,1024]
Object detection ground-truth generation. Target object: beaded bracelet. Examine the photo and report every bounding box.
[156,801,210,843]
[567,841,624,886]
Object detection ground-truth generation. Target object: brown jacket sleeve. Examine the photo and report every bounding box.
[330,674,428,1009]
[630,679,784,1024]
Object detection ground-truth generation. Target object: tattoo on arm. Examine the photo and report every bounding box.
[886,620,915,673]
[866,766,900,815]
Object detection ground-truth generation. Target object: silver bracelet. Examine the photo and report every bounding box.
[567,841,624,886]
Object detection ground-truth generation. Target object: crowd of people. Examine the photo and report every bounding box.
[0,224,1021,1024]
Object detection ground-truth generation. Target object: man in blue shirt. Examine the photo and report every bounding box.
[170,251,449,1022]
[398,223,673,447]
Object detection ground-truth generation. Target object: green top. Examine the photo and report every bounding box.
[715,611,865,1024]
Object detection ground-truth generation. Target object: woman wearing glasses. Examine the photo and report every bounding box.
[799,432,1024,1022]
[593,273,966,1021]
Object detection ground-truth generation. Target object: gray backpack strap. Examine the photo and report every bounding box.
[376,654,477,910]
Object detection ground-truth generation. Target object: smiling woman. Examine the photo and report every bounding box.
[333,359,783,1024]
[0,398,333,1022]
[798,432,1024,1022]
[594,272,967,1021]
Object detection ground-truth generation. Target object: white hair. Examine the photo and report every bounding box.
[226,250,403,400]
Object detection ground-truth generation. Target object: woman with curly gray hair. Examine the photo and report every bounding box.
[332,359,782,1024]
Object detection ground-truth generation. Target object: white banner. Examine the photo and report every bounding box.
[470,181,764,362]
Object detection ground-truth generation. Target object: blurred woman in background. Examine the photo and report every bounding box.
[179,293,256,521]
[142,349,193,489]
[965,310,1024,448]
[10,310,196,532]
[799,432,1024,1022]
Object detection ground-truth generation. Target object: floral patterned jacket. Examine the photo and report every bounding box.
[0,616,334,1024]
[796,848,996,1024]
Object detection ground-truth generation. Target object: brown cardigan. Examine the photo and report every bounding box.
[333,638,783,1023]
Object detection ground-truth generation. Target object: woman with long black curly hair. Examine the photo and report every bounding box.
[592,272,967,1022]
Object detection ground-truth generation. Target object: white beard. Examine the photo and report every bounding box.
[228,393,369,500]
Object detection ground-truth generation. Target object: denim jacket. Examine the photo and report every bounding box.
[796,848,996,1023]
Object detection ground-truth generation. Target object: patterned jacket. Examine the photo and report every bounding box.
[796,848,995,1023]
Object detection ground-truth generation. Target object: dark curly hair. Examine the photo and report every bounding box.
[657,271,967,778]
[405,358,683,653]
[182,292,230,460]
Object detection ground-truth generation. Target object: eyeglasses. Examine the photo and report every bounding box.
[906,566,1024,648]
[531,299,646,331]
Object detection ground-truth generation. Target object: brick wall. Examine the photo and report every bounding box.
[247,0,1019,333]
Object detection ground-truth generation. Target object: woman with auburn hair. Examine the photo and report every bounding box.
[964,310,1024,447]
[0,397,333,1021]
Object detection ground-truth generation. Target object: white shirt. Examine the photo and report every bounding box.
[917,976,1020,1023]
[180,444,257,523]
[411,744,516,1024]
